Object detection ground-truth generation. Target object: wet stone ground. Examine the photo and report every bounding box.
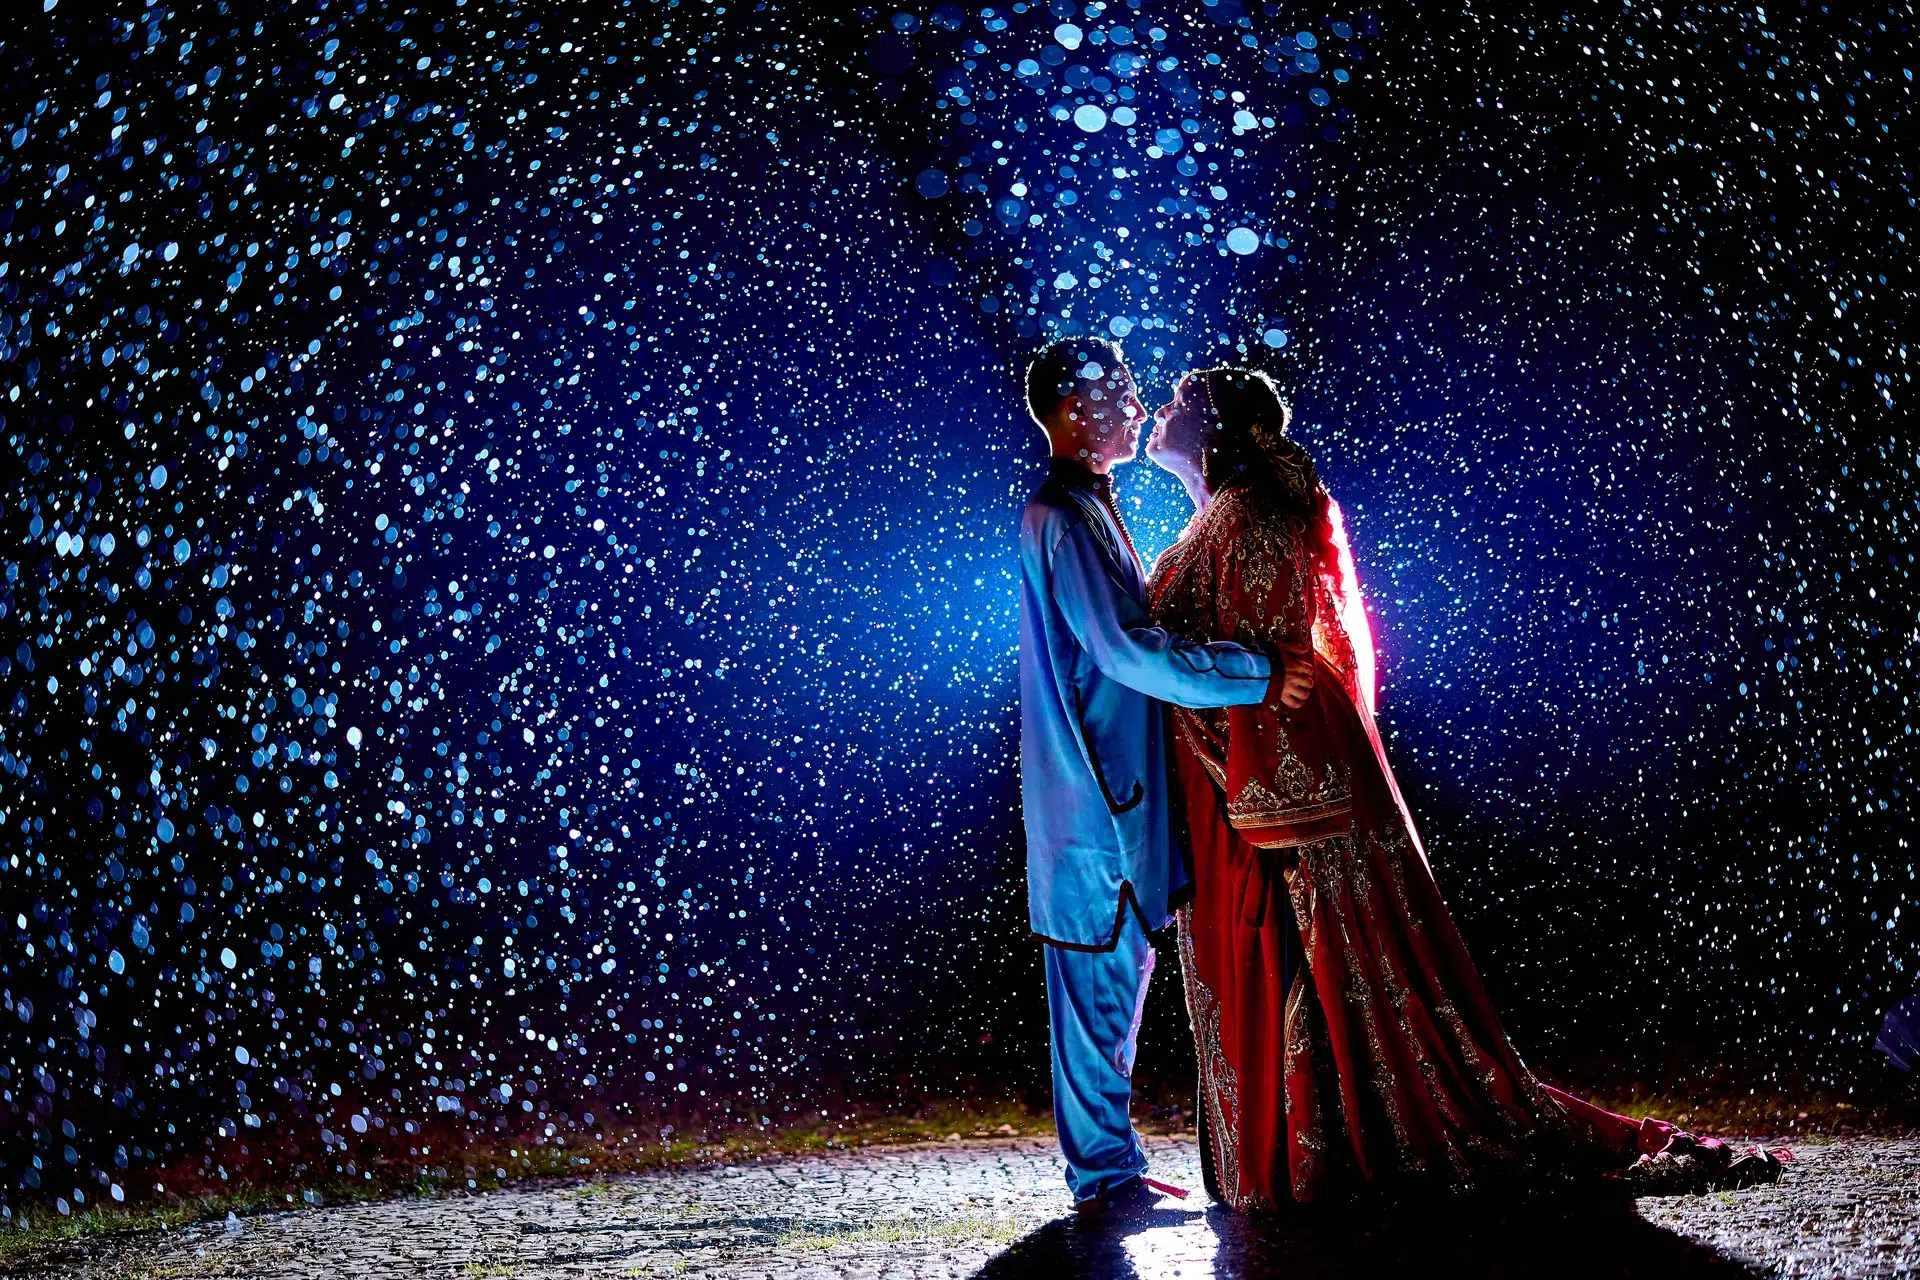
[17,1136,1918,1279]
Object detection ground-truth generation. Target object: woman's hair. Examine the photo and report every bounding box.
[1188,366,1339,583]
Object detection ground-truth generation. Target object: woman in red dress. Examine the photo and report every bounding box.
[1145,366,1784,1209]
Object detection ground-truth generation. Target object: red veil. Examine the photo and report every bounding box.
[1318,496,1426,870]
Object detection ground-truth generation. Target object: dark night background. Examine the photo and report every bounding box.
[0,0,1912,1215]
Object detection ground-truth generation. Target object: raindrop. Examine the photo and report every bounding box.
[1072,104,1108,133]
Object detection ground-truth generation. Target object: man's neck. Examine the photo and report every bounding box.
[1051,446,1113,476]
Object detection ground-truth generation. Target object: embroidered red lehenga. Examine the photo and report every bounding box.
[1149,482,1782,1209]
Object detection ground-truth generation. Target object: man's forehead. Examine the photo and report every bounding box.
[1078,358,1135,391]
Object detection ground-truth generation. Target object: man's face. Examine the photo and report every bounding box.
[1074,363,1146,465]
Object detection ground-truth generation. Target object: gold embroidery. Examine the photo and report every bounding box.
[1284,971,1316,1103]
[1148,487,1315,650]
[1380,826,1417,933]
[1273,733,1317,799]
[1177,908,1248,1211]
[1175,708,1229,792]
[1228,775,1287,820]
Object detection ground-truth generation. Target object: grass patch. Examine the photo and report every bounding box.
[0,1198,258,1271]
[567,1177,619,1201]
[111,1257,229,1280]
[776,1214,1027,1250]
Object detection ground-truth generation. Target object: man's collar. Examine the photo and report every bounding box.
[1047,456,1113,492]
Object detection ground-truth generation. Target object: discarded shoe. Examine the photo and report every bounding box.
[1620,1138,1790,1194]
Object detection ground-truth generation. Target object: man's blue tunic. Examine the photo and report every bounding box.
[1018,458,1272,949]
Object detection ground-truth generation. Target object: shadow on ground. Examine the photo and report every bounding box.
[974,1190,1764,1280]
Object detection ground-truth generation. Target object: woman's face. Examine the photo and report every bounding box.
[1147,376,1210,473]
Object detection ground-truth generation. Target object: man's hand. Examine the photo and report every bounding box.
[1275,641,1315,710]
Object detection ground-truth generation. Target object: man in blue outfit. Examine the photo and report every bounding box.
[1017,337,1301,1215]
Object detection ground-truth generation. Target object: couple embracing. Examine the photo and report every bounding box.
[1015,338,1785,1215]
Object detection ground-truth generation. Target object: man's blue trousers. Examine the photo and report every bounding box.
[1043,913,1156,1202]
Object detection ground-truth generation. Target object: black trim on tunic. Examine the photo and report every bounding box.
[1032,881,1157,952]
[1071,685,1145,816]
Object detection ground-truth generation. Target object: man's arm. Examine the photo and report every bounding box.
[1050,519,1271,709]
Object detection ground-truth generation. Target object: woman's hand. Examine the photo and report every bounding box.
[1276,641,1315,709]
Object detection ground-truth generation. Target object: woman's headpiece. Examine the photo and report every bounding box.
[1195,367,1317,507]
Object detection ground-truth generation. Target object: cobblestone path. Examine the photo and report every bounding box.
[15,1136,1917,1279]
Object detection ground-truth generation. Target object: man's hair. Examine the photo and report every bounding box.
[1025,337,1125,428]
